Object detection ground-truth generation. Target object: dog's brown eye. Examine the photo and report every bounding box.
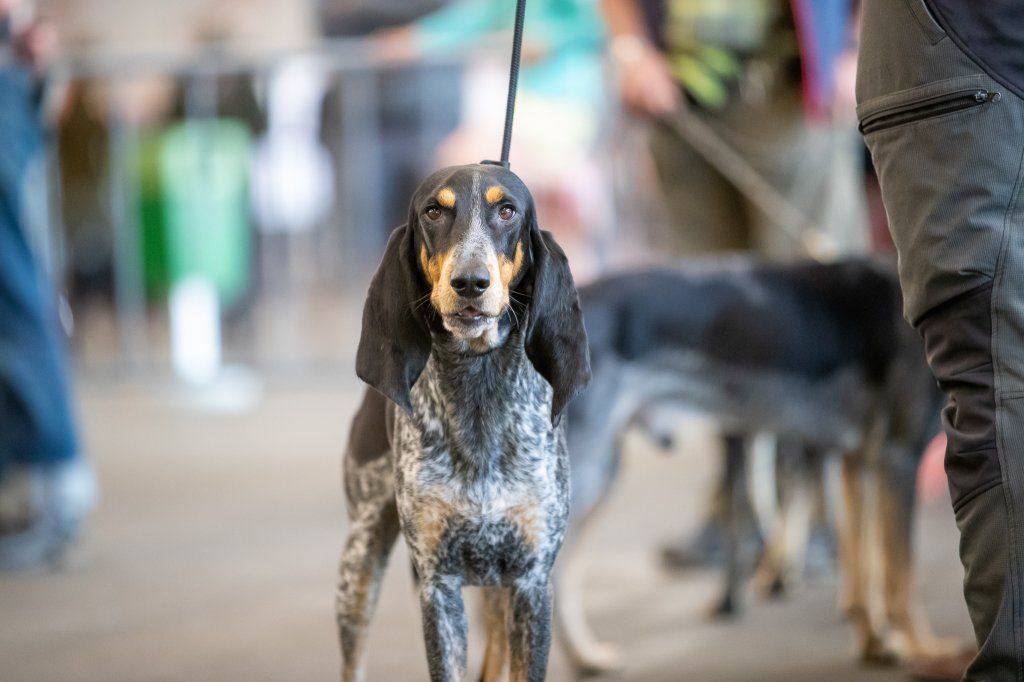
[425,206,442,221]
[498,204,516,221]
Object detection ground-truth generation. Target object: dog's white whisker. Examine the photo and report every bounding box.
[504,303,521,330]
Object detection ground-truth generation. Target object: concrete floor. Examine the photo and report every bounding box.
[0,373,974,681]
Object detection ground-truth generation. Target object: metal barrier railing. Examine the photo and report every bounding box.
[42,39,468,373]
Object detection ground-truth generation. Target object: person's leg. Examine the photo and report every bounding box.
[0,66,92,568]
[859,1,1024,677]
[744,121,870,259]
[0,81,76,471]
[647,113,749,254]
[706,74,869,260]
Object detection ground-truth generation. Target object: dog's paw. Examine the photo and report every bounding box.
[905,644,976,682]
[764,574,786,600]
[707,593,739,620]
[859,634,900,667]
[754,566,787,600]
[896,633,964,661]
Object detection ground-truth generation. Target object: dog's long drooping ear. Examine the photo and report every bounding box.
[356,224,431,413]
[524,223,591,419]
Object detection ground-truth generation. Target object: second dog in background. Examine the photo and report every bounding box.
[556,258,953,674]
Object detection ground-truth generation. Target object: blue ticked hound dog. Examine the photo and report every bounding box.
[335,164,590,682]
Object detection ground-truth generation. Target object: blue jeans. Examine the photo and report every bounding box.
[0,66,79,478]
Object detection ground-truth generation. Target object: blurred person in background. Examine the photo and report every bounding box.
[371,0,610,280]
[0,0,95,570]
[319,0,463,242]
[601,0,867,570]
[858,1,1024,678]
[603,0,865,257]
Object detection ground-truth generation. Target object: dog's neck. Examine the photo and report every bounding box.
[428,328,533,423]
[418,329,551,480]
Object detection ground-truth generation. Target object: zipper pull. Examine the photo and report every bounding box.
[976,90,1001,103]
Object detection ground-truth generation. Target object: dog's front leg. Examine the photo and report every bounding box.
[419,575,469,682]
[508,577,553,682]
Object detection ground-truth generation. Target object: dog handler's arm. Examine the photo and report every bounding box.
[601,0,679,117]
[372,0,503,63]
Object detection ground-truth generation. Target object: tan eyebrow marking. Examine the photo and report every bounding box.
[485,185,505,204]
[437,187,456,208]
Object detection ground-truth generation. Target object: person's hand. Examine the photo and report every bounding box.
[831,47,858,122]
[2,0,58,71]
[370,26,420,64]
[521,39,549,66]
[611,35,680,117]
[14,19,58,69]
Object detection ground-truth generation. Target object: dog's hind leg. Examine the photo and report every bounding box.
[877,447,956,660]
[837,452,894,665]
[509,576,554,682]
[480,587,509,682]
[710,434,747,618]
[751,434,788,598]
[756,442,818,599]
[837,453,868,651]
[336,459,400,682]
[747,431,780,552]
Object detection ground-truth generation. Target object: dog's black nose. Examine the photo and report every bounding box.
[451,267,490,298]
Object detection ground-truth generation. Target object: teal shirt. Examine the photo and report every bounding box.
[413,0,605,107]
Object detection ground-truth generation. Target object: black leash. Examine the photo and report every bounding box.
[483,0,527,169]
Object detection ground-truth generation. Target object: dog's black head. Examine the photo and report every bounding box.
[356,163,590,419]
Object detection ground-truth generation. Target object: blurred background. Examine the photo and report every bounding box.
[0,0,974,679]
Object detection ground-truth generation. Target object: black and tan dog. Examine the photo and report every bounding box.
[335,164,590,681]
[554,259,952,674]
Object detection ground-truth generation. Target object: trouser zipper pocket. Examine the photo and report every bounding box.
[859,89,1000,134]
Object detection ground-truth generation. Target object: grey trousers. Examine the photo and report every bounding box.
[858,1,1024,679]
